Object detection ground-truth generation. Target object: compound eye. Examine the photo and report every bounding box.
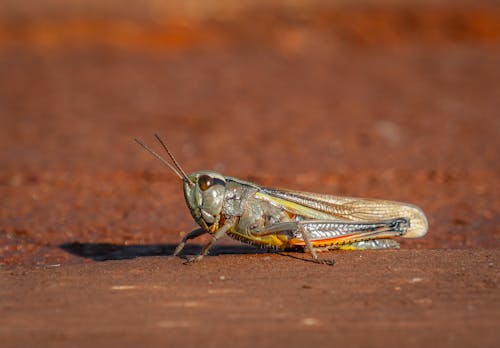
[198,175,213,191]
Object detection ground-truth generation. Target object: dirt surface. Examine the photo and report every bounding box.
[0,1,499,347]
[1,250,499,348]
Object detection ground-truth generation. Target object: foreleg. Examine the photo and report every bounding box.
[185,218,236,264]
[173,228,206,256]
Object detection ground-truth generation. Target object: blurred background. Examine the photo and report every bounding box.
[1,0,499,264]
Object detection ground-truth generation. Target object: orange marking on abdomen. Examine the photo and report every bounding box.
[289,234,355,247]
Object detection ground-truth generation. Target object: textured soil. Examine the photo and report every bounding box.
[1,250,499,348]
[0,1,499,347]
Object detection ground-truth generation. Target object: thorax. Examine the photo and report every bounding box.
[221,179,291,237]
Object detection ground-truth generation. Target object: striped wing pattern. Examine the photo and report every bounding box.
[257,188,428,238]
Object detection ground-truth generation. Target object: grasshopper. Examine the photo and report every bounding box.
[135,135,428,265]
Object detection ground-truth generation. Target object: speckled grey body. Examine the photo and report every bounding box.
[135,135,427,264]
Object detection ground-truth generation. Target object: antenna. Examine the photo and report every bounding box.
[134,138,184,180]
[154,134,191,182]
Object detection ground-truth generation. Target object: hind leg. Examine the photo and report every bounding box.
[337,239,400,250]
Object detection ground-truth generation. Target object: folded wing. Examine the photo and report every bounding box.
[257,188,428,238]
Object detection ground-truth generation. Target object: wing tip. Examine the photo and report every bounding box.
[404,205,429,238]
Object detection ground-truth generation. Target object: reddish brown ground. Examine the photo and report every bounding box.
[0,1,499,347]
[1,250,499,348]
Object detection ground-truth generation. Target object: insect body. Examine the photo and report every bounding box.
[136,135,428,265]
